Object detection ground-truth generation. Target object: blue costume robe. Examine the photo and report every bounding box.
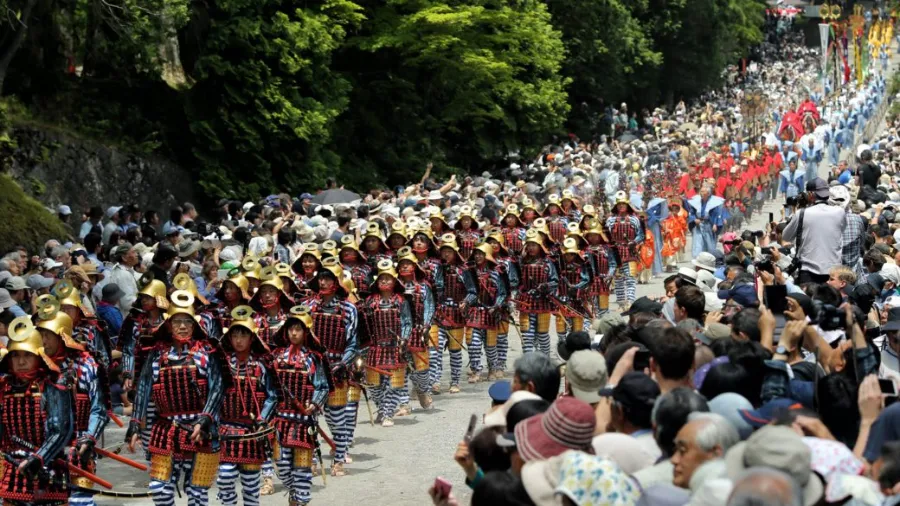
[687,195,724,257]
[779,169,805,199]
[646,197,669,276]
[800,144,822,183]
[730,141,749,158]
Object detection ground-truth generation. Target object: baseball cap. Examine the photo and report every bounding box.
[565,351,608,404]
[106,206,122,218]
[738,398,803,428]
[4,276,27,291]
[483,390,543,428]
[26,274,54,291]
[599,371,660,411]
[488,380,512,404]
[806,177,830,199]
[0,289,13,309]
[622,296,663,316]
[57,205,72,216]
[41,258,63,271]
[300,193,314,200]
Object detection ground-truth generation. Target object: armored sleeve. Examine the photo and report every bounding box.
[432,264,445,300]
[131,348,159,424]
[399,298,413,342]
[572,266,590,291]
[340,302,359,367]
[544,259,559,294]
[84,359,109,441]
[632,216,645,243]
[311,355,329,408]
[506,261,520,292]
[422,284,435,328]
[118,316,138,377]
[39,382,74,463]
[491,271,507,309]
[201,352,225,422]
[461,268,478,305]
[259,363,279,422]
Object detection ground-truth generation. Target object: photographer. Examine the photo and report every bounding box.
[782,178,846,285]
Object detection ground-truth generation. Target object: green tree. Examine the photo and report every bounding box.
[334,0,570,187]
[184,0,363,198]
[543,0,661,137]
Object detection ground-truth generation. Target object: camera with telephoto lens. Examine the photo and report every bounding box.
[755,255,775,275]
[814,301,844,331]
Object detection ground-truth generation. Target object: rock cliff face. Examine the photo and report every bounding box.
[8,126,193,212]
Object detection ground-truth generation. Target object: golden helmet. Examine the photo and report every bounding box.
[173,273,209,306]
[258,266,285,292]
[223,305,259,336]
[505,204,520,217]
[374,259,403,293]
[321,256,344,279]
[561,237,582,256]
[218,269,251,301]
[300,243,322,260]
[439,233,460,252]
[1,316,58,372]
[521,198,539,213]
[429,208,450,228]
[410,223,434,240]
[364,222,384,240]
[396,246,417,265]
[473,242,496,264]
[582,204,596,217]
[524,229,548,254]
[138,273,167,300]
[561,190,576,202]
[241,256,262,280]
[532,218,551,237]
[486,231,508,251]
[321,240,338,258]
[286,305,313,330]
[388,221,407,240]
[275,263,293,278]
[54,279,82,310]
[547,194,561,206]
[165,290,198,320]
[339,234,361,253]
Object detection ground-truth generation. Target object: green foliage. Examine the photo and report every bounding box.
[1,0,767,197]
[185,0,364,199]
[0,174,67,252]
[544,0,661,136]
[334,0,570,186]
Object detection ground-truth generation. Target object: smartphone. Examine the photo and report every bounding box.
[768,212,774,224]
[880,379,898,396]
[433,477,452,500]
[464,414,478,442]
[765,285,788,314]
[634,348,651,371]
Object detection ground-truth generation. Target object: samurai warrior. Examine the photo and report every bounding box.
[270,306,329,506]
[306,263,358,477]
[516,229,559,355]
[216,307,278,506]
[396,247,436,409]
[453,206,482,261]
[606,191,644,311]
[35,301,108,506]
[434,234,477,395]
[484,232,519,377]
[0,317,73,505]
[359,260,412,426]
[126,290,225,506]
[467,243,507,383]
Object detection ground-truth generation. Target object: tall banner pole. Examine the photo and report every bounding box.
[820,23,830,96]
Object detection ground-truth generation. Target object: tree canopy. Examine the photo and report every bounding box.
[0,0,768,199]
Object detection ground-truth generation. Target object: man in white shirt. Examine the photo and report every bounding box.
[93,243,139,314]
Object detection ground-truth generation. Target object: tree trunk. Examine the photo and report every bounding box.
[0,0,40,94]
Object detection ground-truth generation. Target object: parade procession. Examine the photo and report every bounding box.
[5,2,900,505]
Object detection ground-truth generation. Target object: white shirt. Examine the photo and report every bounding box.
[93,263,139,314]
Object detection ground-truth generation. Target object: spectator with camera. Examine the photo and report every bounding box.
[782,178,846,285]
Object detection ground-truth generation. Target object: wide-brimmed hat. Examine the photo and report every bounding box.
[173,272,209,306]
[613,191,636,213]
[395,246,428,281]
[513,396,596,462]
[501,204,524,226]
[178,240,202,258]
[555,451,641,506]
[34,295,84,351]
[483,390,543,429]
[471,242,496,265]
[724,425,824,506]
[692,252,717,272]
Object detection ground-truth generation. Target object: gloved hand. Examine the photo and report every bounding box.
[18,455,42,479]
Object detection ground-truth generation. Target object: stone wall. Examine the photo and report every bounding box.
[8,126,194,213]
